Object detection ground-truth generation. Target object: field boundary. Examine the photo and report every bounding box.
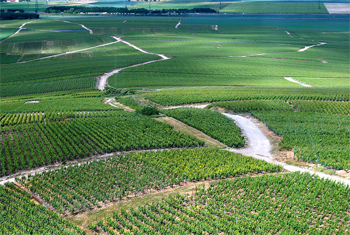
[97,36,170,90]
[0,20,36,44]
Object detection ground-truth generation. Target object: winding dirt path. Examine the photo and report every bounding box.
[55,19,93,34]
[224,113,350,186]
[284,77,313,87]
[0,20,36,44]
[298,42,327,52]
[19,38,120,64]
[175,19,181,29]
[97,36,170,90]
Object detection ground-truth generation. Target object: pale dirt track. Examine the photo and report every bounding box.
[224,113,350,186]
[297,42,326,52]
[284,77,313,87]
[0,20,36,44]
[325,3,350,14]
[97,36,170,90]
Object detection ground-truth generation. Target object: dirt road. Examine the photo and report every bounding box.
[224,113,350,186]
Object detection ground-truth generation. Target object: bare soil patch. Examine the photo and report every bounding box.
[24,100,40,104]
[156,116,226,148]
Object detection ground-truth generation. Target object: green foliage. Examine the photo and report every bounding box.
[147,87,349,106]
[291,100,350,115]
[220,2,328,14]
[0,77,97,97]
[0,183,85,234]
[208,100,292,112]
[252,110,350,170]
[103,86,134,96]
[0,112,203,175]
[19,148,280,215]
[92,172,350,234]
[162,108,245,147]
[137,105,159,116]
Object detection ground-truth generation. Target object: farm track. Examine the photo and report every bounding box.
[224,113,350,186]
[97,36,170,90]
[0,20,36,44]
[284,77,313,87]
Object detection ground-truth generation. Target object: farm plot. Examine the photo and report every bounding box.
[111,56,349,88]
[0,77,97,97]
[0,42,158,85]
[0,110,125,126]
[162,108,245,147]
[207,100,292,112]
[291,100,350,115]
[0,183,85,234]
[0,112,203,176]
[0,95,115,113]
[64,16,181,36]
[252,110,350,170]
[220,2,328,14]
[18,148,281,215]
[146,86,350,106]
[89,172,350,234]
[0,29,17,41]
[211,100,350,170]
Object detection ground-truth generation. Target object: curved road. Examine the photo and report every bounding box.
[224,113,350,186]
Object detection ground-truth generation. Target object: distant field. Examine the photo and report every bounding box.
[0,29,16,41]
[129,2,229,11]
[146,87,350,105]
[220,2,329,14]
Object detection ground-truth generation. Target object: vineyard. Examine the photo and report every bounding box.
[89,172,350,234]
[0,110,126,126]
[146,87,350,106]
[291,100,350,115]
[252,110,350,170]
[0,183,85,234]
[210,100,350,170]
[162,108,245,147]
[0,113,203,175]
[0,77,97,97]
[207,100,292,112]
[18,148,281,215]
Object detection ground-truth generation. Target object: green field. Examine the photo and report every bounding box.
[220,2,328,14]
[0,10,349,235]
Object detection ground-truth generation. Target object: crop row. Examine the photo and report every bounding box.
[162,108,245,147]
[1,97,117,113]
[91,172,350,234]
[0,77,97,97]
[252,110,350,170]
[0,113,203,176]
[146,87,350,106]
[207,100,292,112]
[18,148,281,215]
[291,100,350,115]
[0,183,85,235]
[0,110,124,126]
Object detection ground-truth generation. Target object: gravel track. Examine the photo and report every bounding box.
[284,77,313,87]
[97,36,170,90]
[224,113,350,186]
[0,20,36,44]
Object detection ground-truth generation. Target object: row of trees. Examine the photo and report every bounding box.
[0,12,39,20]
[45,6,216,14]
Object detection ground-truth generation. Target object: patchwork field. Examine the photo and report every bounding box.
[0,7,349,235]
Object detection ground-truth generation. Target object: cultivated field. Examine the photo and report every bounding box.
[0,5,349,234]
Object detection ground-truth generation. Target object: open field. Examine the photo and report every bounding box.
[0,9,349,235]
[220,2,328,14]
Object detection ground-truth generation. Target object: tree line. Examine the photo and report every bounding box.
[45,6,216,14]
